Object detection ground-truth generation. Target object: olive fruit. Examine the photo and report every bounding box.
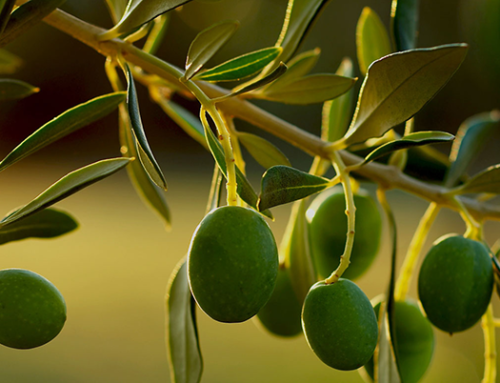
[0,269,66,349]
[302,279,378,371]
[418,235,493,333]
[306,187,382,280]
[256,264,302,337]
[188,206,279,323]
[364,298,434,383]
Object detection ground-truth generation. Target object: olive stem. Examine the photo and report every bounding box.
[453,196,483,240]
[482,304,497,383]
[325,151,356,284]
[394,202,440,302]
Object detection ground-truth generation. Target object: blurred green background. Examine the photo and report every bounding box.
[0,0,499,381]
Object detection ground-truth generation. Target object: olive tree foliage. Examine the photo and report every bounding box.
[1,0,500,382]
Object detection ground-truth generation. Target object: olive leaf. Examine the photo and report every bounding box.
[391,0,419,52]
[361,131,454,165]
[184,20,240,80]
[238,132,291,169]
[0,78,38,100]
[0,91,127,173]
[104,0,128,24]
[193,47,281,82]
[0,0,65,48]
[258,166,330,211]
[124,64,167,190]
[445,110,500,187]
[0,48,22,74]
[256,73,356,105]
[201,111,273,219]
[143,14,169,55]
[341,44,468,147]
[206,165,223,214]
[167,259,203,383]
[452,165,500,195]
[356,7,392,75]
[119,105,172,229]
[0,208,78,246]
[281,199,316,303]
[0,0,16,36]
[322,57,355,142]
[99,0,193,41]
[0,157,132,227]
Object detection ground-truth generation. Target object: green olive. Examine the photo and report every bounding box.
[0,269,66,349]
[418,235,493,333]
[302,279,378,371]
[188,206,279,323]
[256,264,302,337]
[364,298,434,383]
[306,187,382,280]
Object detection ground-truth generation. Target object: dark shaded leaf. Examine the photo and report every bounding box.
[104,0,128,24]
[238,132,291,169]
[0,0,16,36]
[167,259,203,383]
[0,48,22,74]
[258,166,329,211]
[143,14,169,55]
[206,165,223,214]
[0,78,38,100]
[391,0,419,52]
[452,165,500,195]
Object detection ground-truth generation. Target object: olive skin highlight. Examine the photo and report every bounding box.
[188,206,279,323]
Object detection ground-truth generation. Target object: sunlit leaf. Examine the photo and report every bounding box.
[391,0,419,52]
[167,259,203,383]
[281,199,316,303]
[258,166,330,211]
[0,92,126,173]
[0,0,65,48]
[362,131,454,165]
[0,208,77,246]
[452,165,500,195]
[322,57,355,142]
[445,110,500,187]
[124,64,167,190]
[0,158,132,227]
[193,47,281,82]
[119,105,171,229]
[0,0,16,36]
[105,0,128,24]
[238,132,291,169]
[356,7,392,75]
[184,20,239,80]
[0,48,22,74]
[0,78,38,100]
[342,44,468,147]
[257,73,355,105]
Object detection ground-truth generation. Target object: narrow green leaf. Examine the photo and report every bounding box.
[206,165,223,214]
[202,112,273,219]
[362,131,454,165]
[0,48,22,74]
[105,0,128,24]
[184,20,240,80]
[0,92,127,173]
[445,110,500,187]
[322,57,355,142]
[167,259,203,383]
[264,48,320,91]
[238,132,291,169]
[258,74,356,105]
[124,64,167,190]
[0,78,38,100]
[356,7,392,76]
[143,14,169,55]
[391,0,419,52]
[0,157,132,227]
[258,166,330,211]
[376,307,402,383]
[193,47,281,82]
[453,165,500,195]
[0,0,16,36]
[0,0,65,48]
[99,0,193,40]
[119,105,171,229]
[343,44,468,147]
[274,0,330,65]
[0,208,78,246]
[281,199,316,303]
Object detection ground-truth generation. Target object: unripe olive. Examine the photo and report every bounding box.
[302,279,378,371]
[306,187,382,280]
[364,298,434,383]
[256,264,302,337]
[188,206,279,323]
[418,235,493,333]
[0,269,66,349]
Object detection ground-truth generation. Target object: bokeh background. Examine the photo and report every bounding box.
[0,0,500,381]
